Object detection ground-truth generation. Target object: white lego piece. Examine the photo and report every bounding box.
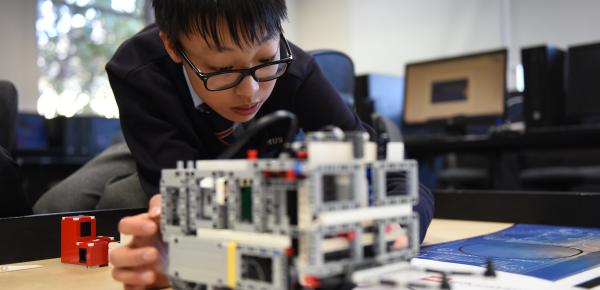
[195,159,250,172]
[196,228,291,249]
[307,142,353,164]
[322,229,406,254]
[108,241,122,267]
[199,177,214,188]
[317,204,412,226]
[386,142,405,161]
[363,141,378,163]
[119,233,133,246]
[215,177,228,206]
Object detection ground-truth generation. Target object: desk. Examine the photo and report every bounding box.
[0,219,512,290]
[404,124,600,155]
[0,259,121,290]
[434,189,600,228]
[421,218,511,245]
[404,124,600,202]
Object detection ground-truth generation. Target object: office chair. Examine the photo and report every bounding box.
[0,145,31,217]
[309,50,401,142]
[436,153,491,190]
[0,80,31,217]
[0,80,18,153]
[519,149,600,192]
[309,50,356,109]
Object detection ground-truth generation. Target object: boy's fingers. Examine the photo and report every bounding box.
[148,206,161,219]
[149,194,161,208]
[112,268,155,287]
[110,246,158,268]
[148,194,162,218]
[118,214,157,237]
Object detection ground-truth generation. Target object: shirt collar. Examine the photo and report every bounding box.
[182,66,204,110]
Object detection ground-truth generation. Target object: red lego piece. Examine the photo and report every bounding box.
[336,230,356,241]
[94,236,116,243]
[61,215,114,267]
[286,169,297,181]
[303,275,321,289]
[76,241,109,267]
[295,150,308,159]
[246,149,258,160]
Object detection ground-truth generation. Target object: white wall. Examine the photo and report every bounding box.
[286,0,505,75]
[510,0,600,68]
[285,0,353,54]
[349,0,505,76]
[285,0,600,90]
[0,0,39,112]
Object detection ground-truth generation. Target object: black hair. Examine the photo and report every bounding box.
[153,0,287,50]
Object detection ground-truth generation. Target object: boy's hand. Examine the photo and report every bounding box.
[110,194,170,290]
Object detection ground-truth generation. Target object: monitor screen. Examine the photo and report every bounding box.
[88,117,121,155]
[355,74,404,128]
[370,75,404,128]
[63,116,121,156]
[15,113,49,152]
[403,49,507,127]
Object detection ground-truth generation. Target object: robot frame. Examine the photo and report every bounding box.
[160,114,420,290]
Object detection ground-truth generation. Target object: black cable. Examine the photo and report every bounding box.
[218,110,298,159]
[371,113,391,159]
[317,125,345,141]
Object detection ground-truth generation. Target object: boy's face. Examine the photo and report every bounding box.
[160,25,280,123]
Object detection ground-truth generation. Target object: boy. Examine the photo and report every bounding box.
[109,0,434,288]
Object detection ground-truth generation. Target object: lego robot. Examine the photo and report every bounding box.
[160,130,420,290]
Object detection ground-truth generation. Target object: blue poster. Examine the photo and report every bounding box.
[418,224,600,281]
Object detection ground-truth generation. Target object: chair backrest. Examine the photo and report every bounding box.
[308,50,355,108]
[0,80,18,153]
[308,50,403,142]
[0,145,30,217]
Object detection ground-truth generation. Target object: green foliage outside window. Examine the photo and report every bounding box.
[36,0,152,118]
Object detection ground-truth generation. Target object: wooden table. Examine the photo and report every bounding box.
[0,219,513,290]
[422,218,512,245]
[0,258,121,290]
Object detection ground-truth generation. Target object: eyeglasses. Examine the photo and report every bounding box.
[178,35,294,91]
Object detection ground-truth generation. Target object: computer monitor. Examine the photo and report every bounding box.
[566,42,600,124]
[355,74,404,128]
[15,113,49,152]
[403,49,507,134]
[63,116,121,156]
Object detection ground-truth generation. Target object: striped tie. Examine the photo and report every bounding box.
[199,104,236,145]
[214,124,236,145]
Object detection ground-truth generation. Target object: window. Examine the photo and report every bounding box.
[36,0,153,118]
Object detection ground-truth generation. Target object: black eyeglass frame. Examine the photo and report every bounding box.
[177,34,294,91]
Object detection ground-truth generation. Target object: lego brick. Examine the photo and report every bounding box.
[60,215,114,267]
[167,235,230,287]
[76,240,109,267]
[61,215,97,265]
